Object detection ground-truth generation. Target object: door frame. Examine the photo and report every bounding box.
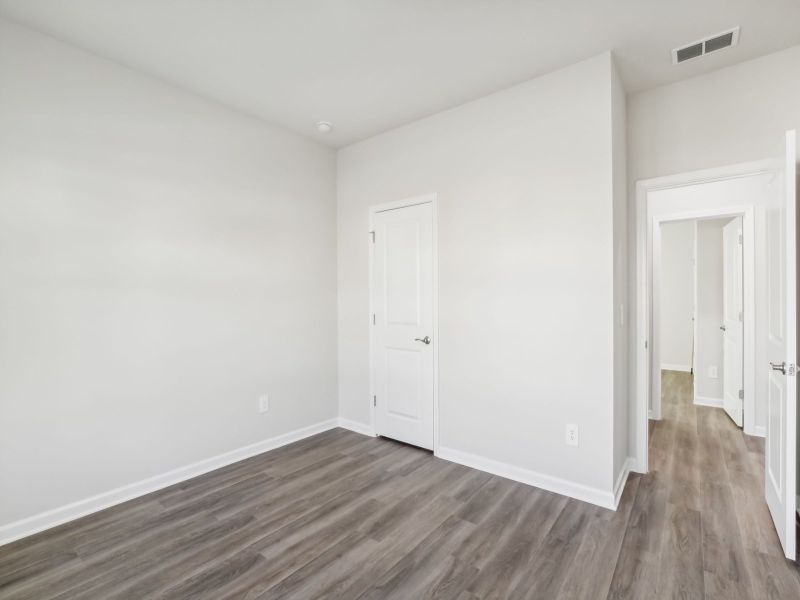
[691,220,698,402]
[635,159,778,473]
[368,193,440,452]
[652,209,752,424]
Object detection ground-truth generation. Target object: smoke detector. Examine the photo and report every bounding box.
[315,121,333,134]
[672,27,740,64]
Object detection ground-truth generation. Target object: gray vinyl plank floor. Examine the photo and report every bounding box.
[1,370,799,598]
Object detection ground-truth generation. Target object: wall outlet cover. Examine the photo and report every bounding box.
[709,366,718,379]
[258,394,270,413]
[565,424,579,447]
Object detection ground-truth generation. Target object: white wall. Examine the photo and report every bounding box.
[628,45,800,184]
[627,44,800,456]
[611,63,629,483]
[659,221,695,371]
[337,53,625,500]
[0,19,338,529]
[695,219,729,401]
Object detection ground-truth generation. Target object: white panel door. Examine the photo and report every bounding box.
[722,216,744,427]
[765,130,797,560]
[372,202,434,450]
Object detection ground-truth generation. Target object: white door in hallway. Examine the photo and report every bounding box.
[722,216,744,427]
[371,201,434,450]
[765,130,797,560]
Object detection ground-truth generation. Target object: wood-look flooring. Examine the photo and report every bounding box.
[1,370,798,598]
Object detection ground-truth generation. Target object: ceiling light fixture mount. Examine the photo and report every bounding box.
[315,121,333,134]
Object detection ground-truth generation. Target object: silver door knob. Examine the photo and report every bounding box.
[770,361,787,374]
[414,336,431,345]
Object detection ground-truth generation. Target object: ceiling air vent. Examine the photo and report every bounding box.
[672,27,740,64]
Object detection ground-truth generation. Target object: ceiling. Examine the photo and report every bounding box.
[1,1,799,147]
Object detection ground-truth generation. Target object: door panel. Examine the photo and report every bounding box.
[764,130,796,560]
[385,220,420,325]
[722,217,743,427]
[372,202,434,449]
[386,348,422,419]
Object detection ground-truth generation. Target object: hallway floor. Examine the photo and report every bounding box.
[621,370,800,598]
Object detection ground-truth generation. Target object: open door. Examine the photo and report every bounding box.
[722,216,744,427]
[765,130,797,560]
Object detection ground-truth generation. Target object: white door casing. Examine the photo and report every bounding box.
[764,130,797,560]
[370,199,435,450]
[722,216,744,427]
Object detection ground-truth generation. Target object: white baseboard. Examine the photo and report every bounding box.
[435,446,616,510]
[694,395,724,408]
[631,456,648,475]
[337,418,376,437]
[661,364,692,372]
[613,458,634,510]
[750,425,766,438]
[0,418,339,547]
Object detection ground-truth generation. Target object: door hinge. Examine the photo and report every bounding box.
[372,313,376,325]
[645,340,648,349]
[369,231,375,243]
[373,395,376,407]
[738,311,743,322]
[738,389,744,400]
[789,364,797,376]
[738,234,743,245]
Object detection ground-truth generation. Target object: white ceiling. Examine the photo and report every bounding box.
[1,1,799,147]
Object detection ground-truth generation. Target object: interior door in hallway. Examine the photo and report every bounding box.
[764,130,797,560]
[371,201,434,450]
[722,216,744,427]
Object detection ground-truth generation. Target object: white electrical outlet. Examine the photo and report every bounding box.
[708,366,718,379]
[258,394,269,413]
[565,424,579,447]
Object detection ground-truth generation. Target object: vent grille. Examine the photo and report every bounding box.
[676,43,703,63]
[704,32,735,53]
[672,27,740,64]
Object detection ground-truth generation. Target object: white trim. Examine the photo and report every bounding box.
[337,418,376,437]
[752,425,766,438]
[694,395,724,408]
[0,418,338,547]
[436,446,617,510]
[692,219,699,402]
[635,158,777,475]
[613,458,634,510]
[661,363,692,372]
[368,193,439,453]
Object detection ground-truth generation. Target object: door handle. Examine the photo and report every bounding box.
[719,325,726,332]
[770,361,787,374]
[414,336,431,345]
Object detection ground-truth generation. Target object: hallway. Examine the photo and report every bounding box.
[608,370,800,598]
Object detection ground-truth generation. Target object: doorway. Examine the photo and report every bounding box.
[369,194,439,450]
[650,208,755,433]
[658,217,745,428]
[635,134,797,561]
